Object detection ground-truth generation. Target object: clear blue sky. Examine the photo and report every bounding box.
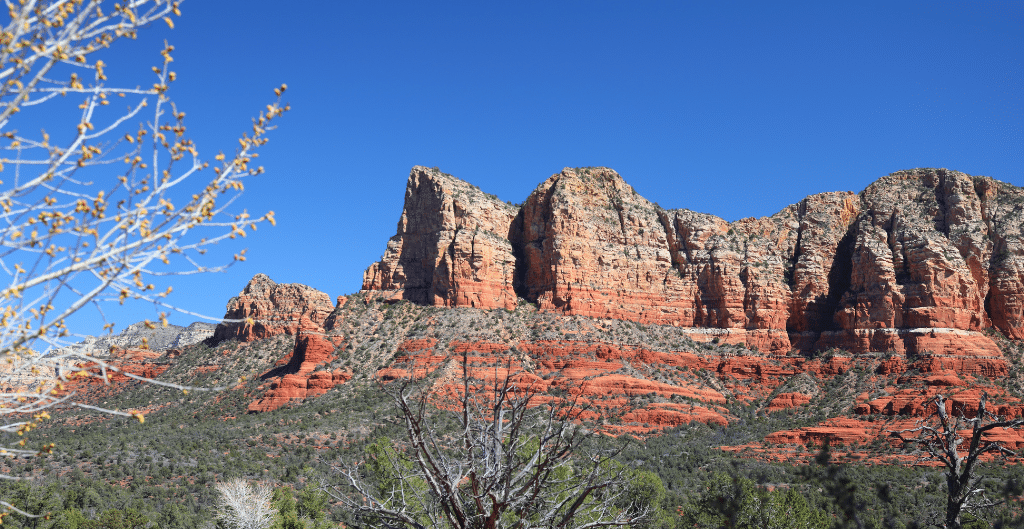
[64,1,1024,335]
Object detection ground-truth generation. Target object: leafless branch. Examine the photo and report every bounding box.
[891,393,1024,529]
[325,356,654,529]
[0,0,288,516]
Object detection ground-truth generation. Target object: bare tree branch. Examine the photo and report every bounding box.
[215,479,275,529]
[325,356,656,529]
[0,0,288,516]
[891,393,1024,529]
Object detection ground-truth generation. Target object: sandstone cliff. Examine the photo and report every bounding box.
[364,167,1024,359]
[213,273,335,342]
[362,166,520,310]
[206,274,347,411]
[246,315,349,413]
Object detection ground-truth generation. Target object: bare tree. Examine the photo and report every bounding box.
[325,358,659,529]
[892,393,1024,529]
[215,479,276,529]
[0,0,286,517]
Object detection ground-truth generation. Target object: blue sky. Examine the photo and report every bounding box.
[62,1,1023,335]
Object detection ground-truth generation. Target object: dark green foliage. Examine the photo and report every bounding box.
[5,380,1016,528]
[48,508,149,529]
[797,442,868,528]
[296,484,328,524]
[267,484,330,529]
[680,472,829,529]
[623,469,673,529]
[7,380,1022,529]
[89,509,150,529]
[270,487,303,529]
[50,509,91,529]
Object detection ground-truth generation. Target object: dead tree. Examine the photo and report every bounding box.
[215,479,276,529]
[892,393,1024,529]
[326,358,656,529]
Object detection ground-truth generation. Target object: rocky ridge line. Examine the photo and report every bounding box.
[58,320,217,357]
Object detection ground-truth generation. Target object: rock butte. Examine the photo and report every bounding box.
[247,315,350,413]
[364,166,1024,357]
[355,167,1023,446]
[214,273,335,342]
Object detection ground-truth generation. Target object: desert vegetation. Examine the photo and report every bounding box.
[1,296,1022,528]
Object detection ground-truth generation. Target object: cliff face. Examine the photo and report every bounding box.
[246,315,349,413]
[363,166,1024,358]
[362,166,520,310]
[818,170,1007,359]
[516,168,859,354]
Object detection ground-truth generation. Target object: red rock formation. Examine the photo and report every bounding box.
[518,168,694,325]
[762,417,883,446]
[285,317,338,375]
[743,360,1024,462]
[214,274,335,342]
[362,166,519,310]
[350,166,1024,452]
[827,170,994,354]
[514,168,805,352]
[246,317,346,413]
[247,369,351,413]
[44,347,173,403]
[979,178,1024,339]
[767,392,812,411]
[786,192,862,344]
[363,166,1023,361]
[623,402,728,429]
[372,336,824,431]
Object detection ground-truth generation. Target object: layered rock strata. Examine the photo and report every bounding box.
[370,331,1023,437]
[364,167,1024,359]
[247,316,349,413]
[214,274,335,342]
[363,166,520,310]
[208,276,349,412]
[377,337,753,433]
